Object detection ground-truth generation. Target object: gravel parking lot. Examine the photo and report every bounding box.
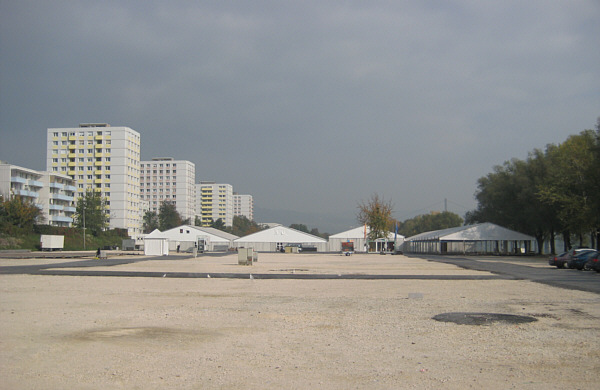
[1,253,599,389]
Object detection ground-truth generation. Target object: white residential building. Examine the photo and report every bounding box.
[0,162,76,227]
[140,158,196,222]
[196,182,233,227]
[233,193,253,220]
[46,124,141,236]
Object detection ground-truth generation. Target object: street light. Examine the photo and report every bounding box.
[83,204,86,250]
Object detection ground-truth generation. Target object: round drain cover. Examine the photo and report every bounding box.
[432,312,537,325]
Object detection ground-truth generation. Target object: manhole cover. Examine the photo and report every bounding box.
[432,312,537,325]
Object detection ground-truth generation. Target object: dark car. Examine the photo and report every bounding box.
[549,252,567,268]
[567,250,598,270]
[586,252,600,272]
[549,248,594,269]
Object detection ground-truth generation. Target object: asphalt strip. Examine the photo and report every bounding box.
[32,270,515,280]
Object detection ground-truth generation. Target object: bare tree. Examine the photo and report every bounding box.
[357,193,394,241]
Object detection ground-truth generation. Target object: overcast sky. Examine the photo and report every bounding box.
[1,1,599,233]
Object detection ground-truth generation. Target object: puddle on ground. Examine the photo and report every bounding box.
[71,327,217,342]
[432,312,537,326]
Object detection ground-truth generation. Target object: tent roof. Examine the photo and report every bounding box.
[405,222,535,242]
[144,229,166,239]
[329,226,402,240]
[235,226,327,243]
[150,225,236,242]
[191,226,239,241]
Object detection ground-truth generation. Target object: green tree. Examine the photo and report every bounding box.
[158,201,183,231]
[357,193,394,241]
[210,218,226,231]
[74,189,108,236]
[467,125,600,252]
[538,130,598,247]
[465,154,559,253]
[399,211,463,237]
[0,195,43,234]
[142,210,159,233]
[290,223,309,233]
[230,215,263,237]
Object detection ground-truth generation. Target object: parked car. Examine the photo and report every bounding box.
[567,250,598,270]
[549,248,594,269]
[548,252,567,268]
[585,251,600,272]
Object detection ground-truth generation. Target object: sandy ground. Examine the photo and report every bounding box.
[1,253,599,389]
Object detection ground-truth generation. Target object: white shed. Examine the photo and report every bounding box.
[328,226,404,253]
[234,225,328,252]
[144,229,169,256]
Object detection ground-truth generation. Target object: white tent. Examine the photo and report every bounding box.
[144,229,169,256]
[234,225,327,252]
[403,222,536,255]
[328,226,404,253]
[157,225,238,252]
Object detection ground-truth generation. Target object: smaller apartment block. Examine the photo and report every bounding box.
[233,194,253,220]
[140,158,196,222]
[0,162,76,227]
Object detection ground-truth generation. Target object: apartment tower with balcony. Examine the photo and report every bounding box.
[0,162,76,227]
[196,182,233,227]
[46,124,141,235]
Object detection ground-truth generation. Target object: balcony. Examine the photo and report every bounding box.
[11,176,27,184]
[95,152,104,158]
[49,182,64,189]
[51,193,73,202]
[68,162,76,167]
[51,216,73,223]
[68,144,76,150]
[68,153,76,158]
[95,170,102,175]
[65,185,77,192]
[17,190,39,198]
[64,206,76,213]
[49,204,64,211]
[94,161,103,166]
[94,179,102,184]
[68,136,76,141]
[28,180,43,187]
[68,170,76,176]
[95,135,103,140]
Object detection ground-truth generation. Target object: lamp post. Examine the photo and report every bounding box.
[83,205,86,250]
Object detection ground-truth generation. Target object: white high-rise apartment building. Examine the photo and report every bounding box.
[196,182,233,227]
[0,162,77,227]
[233,194,253,220]
[140,158,196,222]
[46,124,141,236]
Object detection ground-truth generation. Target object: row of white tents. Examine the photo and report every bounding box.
[143,224,403,256]
[143,222,537,256]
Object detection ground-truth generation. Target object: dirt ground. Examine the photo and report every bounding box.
[1,253,599,389]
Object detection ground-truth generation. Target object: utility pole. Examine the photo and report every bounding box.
[83,204,86,250]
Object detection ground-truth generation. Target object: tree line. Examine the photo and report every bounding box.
[466,121,600,252]
[356,119,599,254]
